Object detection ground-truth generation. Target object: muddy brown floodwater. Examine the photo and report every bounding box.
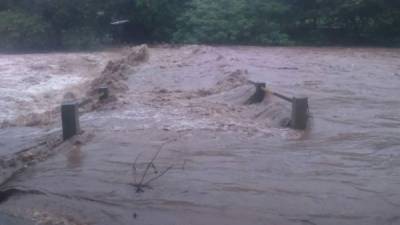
[0,50,122,127]
[0,45,400,225]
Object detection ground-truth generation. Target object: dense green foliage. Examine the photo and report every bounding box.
[174,0,290,44]
[0,0,399,50]
[0,10,51,50]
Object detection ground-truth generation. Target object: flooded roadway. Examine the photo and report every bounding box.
[1,46,400,225]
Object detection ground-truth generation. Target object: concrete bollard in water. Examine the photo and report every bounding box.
[98,86,109,100]
[61,101,80,140]
[291,97,309,130]
[246,82,266,104]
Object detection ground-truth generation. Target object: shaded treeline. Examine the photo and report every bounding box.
[0,0,399,50]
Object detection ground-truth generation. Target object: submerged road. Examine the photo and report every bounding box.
[0,46,400,225]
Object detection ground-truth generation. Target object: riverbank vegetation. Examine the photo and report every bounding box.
[1,0,399,50]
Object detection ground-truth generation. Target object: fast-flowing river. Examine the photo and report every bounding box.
[0,46,399,225]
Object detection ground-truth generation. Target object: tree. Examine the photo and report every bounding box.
[0,0,399,50]
[133,0,189,41]
[173,0,290,44]
[0,10,51,50]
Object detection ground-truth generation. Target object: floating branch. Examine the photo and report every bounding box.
[132,139,178,193]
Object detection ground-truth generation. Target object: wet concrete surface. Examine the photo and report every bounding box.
[0,127,48,156]
[1,46,400,225]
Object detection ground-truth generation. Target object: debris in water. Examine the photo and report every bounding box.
[131,140,176,193]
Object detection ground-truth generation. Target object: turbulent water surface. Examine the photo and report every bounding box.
[0,51,121,127]
[0,46,399,225]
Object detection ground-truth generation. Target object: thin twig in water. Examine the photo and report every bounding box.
[143,165,174,186]
[181,159,187,171]
[150,162,158,174]
[138,148,162,186]
[132,152,143,184]
[133,138,178,193]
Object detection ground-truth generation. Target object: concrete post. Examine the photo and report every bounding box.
[246,82,266,104]
[98,86,109,100]
[61,101,80,140]
[291,97,309,130]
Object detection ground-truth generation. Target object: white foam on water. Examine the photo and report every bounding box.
[0,52,118,125]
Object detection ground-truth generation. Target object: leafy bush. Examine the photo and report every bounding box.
[61,28,104,50]
[1,0,400,50]
[0,10,51,50]
[173,0,291,45]
[173,0,248,44]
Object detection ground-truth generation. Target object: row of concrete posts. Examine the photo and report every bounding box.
[61,83,309,141]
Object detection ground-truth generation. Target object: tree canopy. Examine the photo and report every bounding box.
[0,0,399,50]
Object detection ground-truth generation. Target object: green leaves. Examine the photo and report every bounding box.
[133,0,189,41]
[0,0,399,50]
[0,10,51,50]
[173,0,291,45]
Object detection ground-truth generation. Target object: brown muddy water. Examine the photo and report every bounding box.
[0,45,400,225]
[0,51,122,127]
